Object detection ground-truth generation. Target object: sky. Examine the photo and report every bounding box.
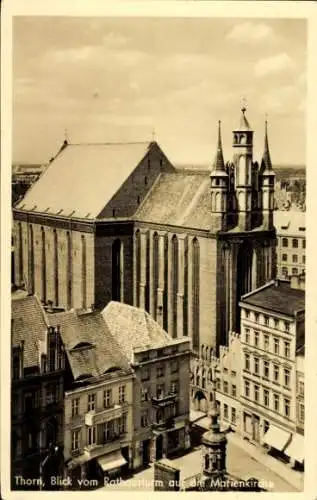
[12,16,307,166]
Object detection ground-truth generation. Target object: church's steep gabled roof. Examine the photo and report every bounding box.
[15,141,157,220]
[135,171,211,230]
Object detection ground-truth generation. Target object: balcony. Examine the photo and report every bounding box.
[152,417,175,432]
[85,404,124,426]
[151,393,177,408]
[84,436,125,460]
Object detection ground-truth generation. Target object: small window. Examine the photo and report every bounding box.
[119,385,126,403]
[284,368,290,388]
[72,398,80,417]
[263,361,269,379]
[171,360,178,373]
[292,254,298,263]
[254,357,259,375]
[224,404,229,420]
[273,393,280,412]
[254,330,260,346]
[282,267,288,277]
[157,365,165,378]
[282,254,287,262]
[87,393,95,412]
[274,319,279,329]
[245,353,250,371]
[254,385,260,403]
[223,381,229,394]
[264,334,269,350]
[264,316,269,326]
[245,328,250,344]
[137,196,140,205]
[263,389,270,407]
[159,159,163,167]
[141,367,150,381]
[302,240,306,249]
[292,239,298,248]
[245,310,250,319]
[292,268,298,275]
[244,380,250,398]
[273,338,279,355]
[284,322,290,333]
[231,407,236,424]
[141,387,149,402]
[112,208,116,217]
[284,398,290,418]
[232,384,237,397]
[144,176,148,185]
[254,313,259,323]
[273,364,279,383]
[282,238,288,248]
[302,255,306,264]
[299,403,305,423]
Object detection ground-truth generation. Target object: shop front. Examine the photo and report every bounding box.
[284,433,304,470]
[262,424,292,462]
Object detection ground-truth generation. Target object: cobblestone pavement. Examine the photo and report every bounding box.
[95,438,301,492]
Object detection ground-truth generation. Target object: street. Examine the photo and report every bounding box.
[93,439,300,492]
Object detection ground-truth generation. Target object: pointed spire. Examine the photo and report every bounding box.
[261,117,273,171]
[213,121,226,172]
[239,103,251,131]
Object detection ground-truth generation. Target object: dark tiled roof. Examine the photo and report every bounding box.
[16,142,153,219]
[241,281,305,316]
[135,172,211,230]
[11,295,48,368]
[48,310,130,380]
[102,301,175,363]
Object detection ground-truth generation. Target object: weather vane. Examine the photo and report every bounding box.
[241,96,247,114]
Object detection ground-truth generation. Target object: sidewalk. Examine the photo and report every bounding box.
[227,432,304,492]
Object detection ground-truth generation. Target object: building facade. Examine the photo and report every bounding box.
[191,332,241,434]
[13,107,276,354]
[102,301,192,467]
[11,295,66,489]
[238,279,305,463]
[274,210,306,279]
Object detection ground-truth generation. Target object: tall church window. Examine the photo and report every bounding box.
[41,227,46,303]
[192,238,200,351]
[112,239,124,302]
[135,230,140,307]
[18,222,23,284]
[145,233,150,312]
[163,234,169,331]
[183,238,188,336]
[53,230,59,306]
[66,231,72,309]
[171,235,178,338]
[28,224,34,294]
[81,235,87,309]
[152,232,159,320]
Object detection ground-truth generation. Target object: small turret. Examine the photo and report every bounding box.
[210,121,229,233]
[260,119,275,230]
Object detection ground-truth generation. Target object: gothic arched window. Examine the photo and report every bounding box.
[171,235,178,338]
[66,231,72,309]
[53,230,59,306]
[41,227,46,303]
[28,224,34,294]
[135,230,141,307]
[192,238,200,351]
[153,232,159,319]
[112,239,123,302]
[81,235,87,309]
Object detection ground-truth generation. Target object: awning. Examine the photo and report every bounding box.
[262,425,291,452]
[284,433,304,463]
[97,450,127,472]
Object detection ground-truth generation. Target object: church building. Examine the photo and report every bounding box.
[13,107,276,353]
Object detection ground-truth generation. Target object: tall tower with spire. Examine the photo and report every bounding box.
[210,121,229,232]
[207,105,276,348]
[232,104,254,231]
[259,119,275,230]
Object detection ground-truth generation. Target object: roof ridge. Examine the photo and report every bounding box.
[69,141,152,146]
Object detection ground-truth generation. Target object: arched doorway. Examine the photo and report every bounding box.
[194,390,207,413]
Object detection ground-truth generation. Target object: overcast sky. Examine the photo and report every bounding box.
[12,16,306,166]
